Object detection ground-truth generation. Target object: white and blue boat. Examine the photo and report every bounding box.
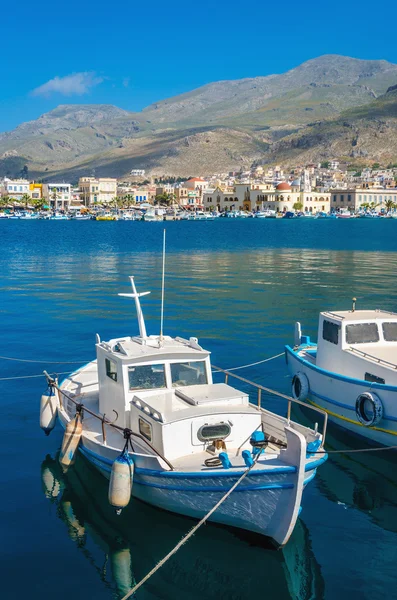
[286,306,397,447]
[44,277,327,547]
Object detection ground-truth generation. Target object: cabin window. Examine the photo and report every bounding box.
[138,418,152,442]
[128,364,166,390]
[171,361,207,387]
[105,358,117,382]
[322,320,339,345]
[346,323,379,344]
[197,422,231,442]
[382,322,397,341]
[365,372,385,384]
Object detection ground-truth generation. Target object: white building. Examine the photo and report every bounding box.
[2,178,30,200]
[130,169,146,177]
[43,183,71,210]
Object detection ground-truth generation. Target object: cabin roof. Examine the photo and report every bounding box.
[321,310,397,323]
[131,383,254,423]
[98,334,209,361]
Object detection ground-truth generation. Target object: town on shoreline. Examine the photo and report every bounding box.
[1,161,397,219]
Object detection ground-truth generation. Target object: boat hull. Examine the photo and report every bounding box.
[56,407,324,548]
[78,441,320,547]
[285,345,397,447]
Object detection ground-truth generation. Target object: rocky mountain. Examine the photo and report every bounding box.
[1,54,397,179]
[263,85,397,166]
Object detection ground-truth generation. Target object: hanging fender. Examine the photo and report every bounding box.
[355,392,383,427]
[291,372,310,401]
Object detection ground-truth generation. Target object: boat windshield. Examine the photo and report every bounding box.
[171,361,207,387]
[346,323,379,344]
[128,364,166,390]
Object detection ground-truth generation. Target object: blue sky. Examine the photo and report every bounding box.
[1,0,397,132]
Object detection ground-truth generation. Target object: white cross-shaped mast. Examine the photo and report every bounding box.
[118,276,150,339]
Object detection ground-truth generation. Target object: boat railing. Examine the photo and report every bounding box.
[323,310,345,320]
[348,347,397,370]
[212,365,328,445]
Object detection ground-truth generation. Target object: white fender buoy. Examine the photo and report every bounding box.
[108,449,134,514]
[40,387,58,435]
[59,414,83,471]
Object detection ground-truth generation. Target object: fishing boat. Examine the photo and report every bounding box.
[336,209,353,219]
[96,212,117,221]
[286,303,397,447]
[41,270,327,547]
[143,208,163,222]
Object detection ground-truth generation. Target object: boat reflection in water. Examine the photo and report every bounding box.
[314,424,397,534]
[41,453,324,599]
[292,405,397,534]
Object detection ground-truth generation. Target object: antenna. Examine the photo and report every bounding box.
[119,277,150,339]
[159,229,166,345]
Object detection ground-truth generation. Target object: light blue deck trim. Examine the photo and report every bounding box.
[285,345,397,392]
[80,444,299,478]
[79,447,314,493]
[305,455,327,471]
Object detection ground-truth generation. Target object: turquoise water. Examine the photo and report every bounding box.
[1,219,397,599]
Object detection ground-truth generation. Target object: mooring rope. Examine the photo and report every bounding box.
[0,370,73,381]
[0,355,90,364]
[0,352,283,371]
[120,454,260,600]
[223,352,284,372]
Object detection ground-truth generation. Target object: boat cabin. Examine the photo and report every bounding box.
[96,334,261,460]
[315,310,397,384]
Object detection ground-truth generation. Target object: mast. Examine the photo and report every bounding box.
[118,277,150,339]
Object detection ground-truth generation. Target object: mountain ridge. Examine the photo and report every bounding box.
[1,54,397,179]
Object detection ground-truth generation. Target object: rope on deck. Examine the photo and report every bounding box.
[120,455,260,600]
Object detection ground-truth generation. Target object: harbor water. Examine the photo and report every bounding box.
[1,218,397,599]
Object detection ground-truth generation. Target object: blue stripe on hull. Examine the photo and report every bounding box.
[79,445,317,491]
[286,345,397,422]
[285,345,397,393]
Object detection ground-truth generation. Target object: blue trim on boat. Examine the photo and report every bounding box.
[285,345,397,392]
[80,447,318,493]
[311,387,397,423]
[133,479,294,493]
[80,444,300,479]
[303,471,316,486]
[305,455,327,471]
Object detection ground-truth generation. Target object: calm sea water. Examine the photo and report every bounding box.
[1,219,397,600]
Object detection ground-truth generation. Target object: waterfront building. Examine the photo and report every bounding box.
[42,183,71,210]
[331,188,397,211]
[2,178,30,201]
[29,183,43,200]
[78,177,117,206]
[204,182,330,213]
[130,169,145,177]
